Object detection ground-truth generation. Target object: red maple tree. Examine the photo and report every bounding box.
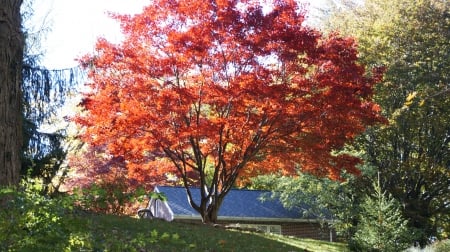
[76,0,385,223]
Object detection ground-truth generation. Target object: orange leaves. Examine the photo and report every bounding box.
[75,0,385,191]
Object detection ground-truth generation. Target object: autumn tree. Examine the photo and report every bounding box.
[326,0,450,243]
[77,0,384,223]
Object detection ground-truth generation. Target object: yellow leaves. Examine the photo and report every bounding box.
[403,91,419,108]
[406,91,417,103]
[260,125,270,134]
[404,91,426,110]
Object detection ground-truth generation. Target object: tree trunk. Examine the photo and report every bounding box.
[200,194,225,224]
[202,204,219,224]
[0,0,23,187]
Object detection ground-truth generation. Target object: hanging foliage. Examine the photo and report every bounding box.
[19,0,85,193]
[20,64,84,194]
[21,66,83,124]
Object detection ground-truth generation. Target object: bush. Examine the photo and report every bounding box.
[72,177,146,215]
[0,179,75,251]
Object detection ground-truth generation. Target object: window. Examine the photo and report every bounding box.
[233,224,282,235]
[269,225,282,234]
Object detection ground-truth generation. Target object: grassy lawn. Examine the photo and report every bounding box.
[64,213,349,251]
[1,186,348,251]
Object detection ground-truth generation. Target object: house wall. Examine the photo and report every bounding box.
[281,222,335,241]
[221,220,334,241]
[173,218,335,242]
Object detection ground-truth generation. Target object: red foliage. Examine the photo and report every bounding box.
[75,0,385,222]
[66,144,170,192]
[65,144,173,214]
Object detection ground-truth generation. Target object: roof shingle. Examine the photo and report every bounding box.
[155,186,305,220]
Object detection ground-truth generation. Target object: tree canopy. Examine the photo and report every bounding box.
[76,0,384,223]
[327,0,450,243]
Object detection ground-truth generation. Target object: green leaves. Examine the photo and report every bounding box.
[148,191,168,202]
[351,178,413,251]
[0,180,75,251]
[72,181,147,215]
[326,0,450,243]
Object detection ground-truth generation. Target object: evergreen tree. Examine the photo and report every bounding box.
[351,175,413,251]
[20,0,83,194]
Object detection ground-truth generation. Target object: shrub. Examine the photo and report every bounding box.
[72,176,146,215]
[0,179,75,251]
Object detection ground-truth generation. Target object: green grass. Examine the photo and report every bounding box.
[64,213,349,251]
[272,236,350,252]
[0,182,348,251]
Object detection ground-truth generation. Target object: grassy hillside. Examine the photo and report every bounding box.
[65,213,349,251]
[1,185,348,251]
[4,184,450,251]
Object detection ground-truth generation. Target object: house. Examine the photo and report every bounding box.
[140,186,335,241]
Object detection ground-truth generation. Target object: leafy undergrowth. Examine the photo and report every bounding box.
[64,213,349,251]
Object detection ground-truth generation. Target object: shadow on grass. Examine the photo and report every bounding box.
[67,213,311,251]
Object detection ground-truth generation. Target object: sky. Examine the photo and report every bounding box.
[28,0,328,70]
[28,0,149,69]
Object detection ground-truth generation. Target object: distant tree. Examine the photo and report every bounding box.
[67,143,170,190]
[76,0,384,223]
[250,168,373,240]
[65,143,168,214]
[0,0,24,186]
[326,0,450,245]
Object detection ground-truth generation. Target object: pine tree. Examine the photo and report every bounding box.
[351,174,413,251]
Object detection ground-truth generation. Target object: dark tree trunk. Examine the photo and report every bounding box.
[199,193,225,224]
[0,0,23,187]
[184,184,227,224]
[201,202,220,224]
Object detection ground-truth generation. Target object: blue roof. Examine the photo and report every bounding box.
[154,186,307,220]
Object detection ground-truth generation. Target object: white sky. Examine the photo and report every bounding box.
[28,0,149,69]
[28,0,327,70]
